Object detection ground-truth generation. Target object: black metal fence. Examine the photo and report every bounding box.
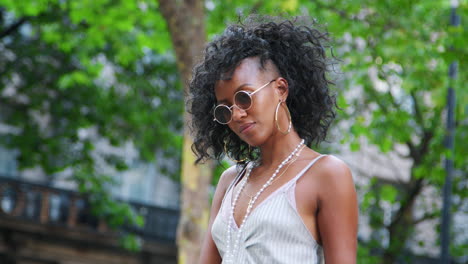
[0,176,179,244]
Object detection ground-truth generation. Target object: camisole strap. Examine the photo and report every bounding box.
[291,154,327,183]
[221,163,249,205]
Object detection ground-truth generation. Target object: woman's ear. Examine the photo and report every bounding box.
[275,77,289,101]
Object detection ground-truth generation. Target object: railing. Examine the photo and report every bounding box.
[0,176,179,244]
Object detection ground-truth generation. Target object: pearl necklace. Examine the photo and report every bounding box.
[242,144,306,203]
[224,139,305,263]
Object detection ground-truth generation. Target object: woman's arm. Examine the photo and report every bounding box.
[198,166,238,264]
[317,156,358,264]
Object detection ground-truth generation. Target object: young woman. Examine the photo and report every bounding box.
[189,16,358,264]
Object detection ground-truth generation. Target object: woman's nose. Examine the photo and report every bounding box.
[231,105,247,121]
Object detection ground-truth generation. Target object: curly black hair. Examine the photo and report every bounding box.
[188,15,337,164]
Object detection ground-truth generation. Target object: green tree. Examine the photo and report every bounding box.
[0,0,183,250]
[1,0,467,263]
[1,0,213,260]
[299,1,467,262]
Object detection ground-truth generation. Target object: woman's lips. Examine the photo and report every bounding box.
[240,123,255,133]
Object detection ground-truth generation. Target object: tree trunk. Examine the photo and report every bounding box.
[158,1,213,263]
[382,203,414,264]
[382,177,424,264]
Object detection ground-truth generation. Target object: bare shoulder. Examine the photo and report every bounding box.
[208,164,243,216]
[311,155,356,204]
[312,155,358,262]
[314,155,353,180]
[215,164,242,194]
[297,154,354,197]
[296,154,353,184]
[209,164,242,217]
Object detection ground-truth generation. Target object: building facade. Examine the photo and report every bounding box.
[0,147,180,264]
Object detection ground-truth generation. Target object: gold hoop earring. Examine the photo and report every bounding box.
[224,141,251,163]
[275,100,292,135]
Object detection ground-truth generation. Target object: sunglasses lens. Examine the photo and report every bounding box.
[235,91,252,110]
[214,106,232,124]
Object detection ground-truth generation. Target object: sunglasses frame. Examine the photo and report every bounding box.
[213,79,277,124]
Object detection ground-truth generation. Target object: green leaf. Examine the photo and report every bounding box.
[380,184,398,203]
[350,140,361,152]
[379,137,393,153]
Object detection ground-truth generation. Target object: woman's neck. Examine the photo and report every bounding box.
[256,131,303,168]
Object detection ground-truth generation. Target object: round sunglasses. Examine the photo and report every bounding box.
[213,79,277,124]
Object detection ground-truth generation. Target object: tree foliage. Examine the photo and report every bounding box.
[0,0,467,262]
[0,0,183,250]
[298,1,467,262]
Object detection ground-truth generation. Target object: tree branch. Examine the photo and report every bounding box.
[412,211,439,225]
[365,82,391,115]
[389,177,424,227]
[406,130,434,166]
[410,90,424,128]
[0,17,28,39]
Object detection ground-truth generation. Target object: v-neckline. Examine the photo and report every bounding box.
[229,178,292,229]
[229,155,323,229]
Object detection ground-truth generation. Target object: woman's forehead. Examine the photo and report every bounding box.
[230,58,264,80]
[215,59,267,88]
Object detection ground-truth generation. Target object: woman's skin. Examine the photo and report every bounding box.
[199,57,358,264]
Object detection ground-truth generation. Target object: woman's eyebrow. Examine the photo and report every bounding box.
[235,83,253,92]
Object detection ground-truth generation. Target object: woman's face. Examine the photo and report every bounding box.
[214,57,287,147]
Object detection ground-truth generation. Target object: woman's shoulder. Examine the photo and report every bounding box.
[216,164,244,193]
[299,154,353,188]
[209,164,244,213]
[308,154,355,198]
[315,155,351,175]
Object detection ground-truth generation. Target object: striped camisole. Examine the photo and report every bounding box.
[212,155,326,264]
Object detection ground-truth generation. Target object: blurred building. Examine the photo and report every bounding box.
[334,138,467,263]
[0,146,180,264]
